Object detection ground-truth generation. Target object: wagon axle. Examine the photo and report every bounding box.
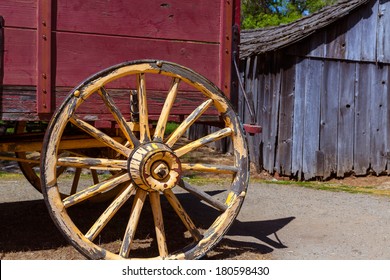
[128,142,181,192]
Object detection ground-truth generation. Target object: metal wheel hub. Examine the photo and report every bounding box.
[128,142,181,192]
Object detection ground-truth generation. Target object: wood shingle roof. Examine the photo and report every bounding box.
[240,0,370,58]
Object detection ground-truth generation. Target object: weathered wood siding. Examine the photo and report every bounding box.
[240,0,390,180]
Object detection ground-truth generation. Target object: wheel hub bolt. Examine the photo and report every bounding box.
[152,161,169,180]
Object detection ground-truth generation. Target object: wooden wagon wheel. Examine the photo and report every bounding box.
[40,60,249,259]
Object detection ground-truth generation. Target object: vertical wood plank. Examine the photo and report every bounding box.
[308,30,326,58]
[292,58,306,179]
[256,54,266,170]
[360,0,378,62]
[320,60,340,179]
[325,21,347,60]
[377,1,390,63]
[369,64,387,174]
[268,54,281,174]
[302,59,322,180]
[248,55,262,171]
[345,4,363,61]
[275,54,295,176]
[244,56,256,169]
[261,53,275,173]
[219,0,234,99]
[337,62,356,177]
[37,0,53,114]
[387,65,390,174]
[354,63,371,175]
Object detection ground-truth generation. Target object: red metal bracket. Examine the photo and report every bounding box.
[37,0,53,115]
[244,123,262,135]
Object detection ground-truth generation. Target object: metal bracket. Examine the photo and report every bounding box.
[233,51,256,124]
[232,51,261,134]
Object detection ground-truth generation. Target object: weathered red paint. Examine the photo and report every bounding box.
[0,0,240,120]
[243,123,262,135]
[37,0,53,114]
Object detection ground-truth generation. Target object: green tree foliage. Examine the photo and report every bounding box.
[242,0,338,29]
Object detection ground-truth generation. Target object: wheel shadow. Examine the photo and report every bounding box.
[210,216,295,259]
[0,192,294,259]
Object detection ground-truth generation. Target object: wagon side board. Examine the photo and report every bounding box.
[0,0,240,122]
[0,16,3,103]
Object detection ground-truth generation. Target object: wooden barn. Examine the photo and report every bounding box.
[239,0,390,180]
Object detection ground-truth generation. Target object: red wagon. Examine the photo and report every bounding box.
[0,0,249,259]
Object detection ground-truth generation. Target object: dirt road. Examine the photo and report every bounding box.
[1,175,389,259]
[229,182,390,259]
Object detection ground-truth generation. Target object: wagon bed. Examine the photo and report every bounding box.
[1,0,239,121]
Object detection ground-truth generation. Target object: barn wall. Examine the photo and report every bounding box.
[240,0,390,180]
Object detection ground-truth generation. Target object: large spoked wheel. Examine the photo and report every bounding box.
[41,60,249,259]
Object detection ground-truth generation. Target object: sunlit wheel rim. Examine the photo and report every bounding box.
[40,60,249,259]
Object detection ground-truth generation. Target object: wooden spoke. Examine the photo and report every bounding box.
[85,183,135,241]
[119,188,147,258]
[181,163,238,175]
[70,168,82,195]
[175,128,232,157]
[137,74,151,143]
[153,78,180,142]
[164,189,202,241]
[91,169,99,184]
[0,155,40,165]
[97,87,140,148]
[178,180,227,212]
[63,173,130,208]
[165,99,213,147]
[149,191,168,257]
[70,116,132,157]
[57,156,127,170]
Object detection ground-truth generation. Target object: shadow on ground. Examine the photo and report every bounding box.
[0,193,294,259]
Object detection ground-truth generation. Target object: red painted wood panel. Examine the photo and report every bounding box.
[55,32,220,88]
[52,89,218,123]
[0,0,236,120]
[0,0,37,28]
[2,28,36,86]
[55,0,221,43]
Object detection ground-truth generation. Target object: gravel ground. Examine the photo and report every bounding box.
[229,182,390,259]
[1,173,389,260]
